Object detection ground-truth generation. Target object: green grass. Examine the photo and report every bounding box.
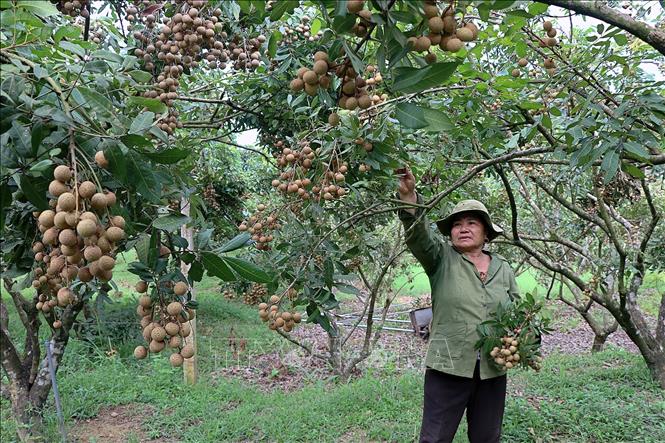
[2,257,664,442]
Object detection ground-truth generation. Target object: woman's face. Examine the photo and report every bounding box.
[450,214,487,253]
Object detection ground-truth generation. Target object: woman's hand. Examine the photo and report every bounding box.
[396,167,417,214]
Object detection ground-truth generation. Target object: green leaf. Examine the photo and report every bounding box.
[152,214,191,232]
[269,0,298,21]
[342,40,365,75]
[621,163,645,179]
[268,30,281,58]
[19,174,48,210]
[53,25,81,43]
[393,62,459,94]
[218,232,250,253]
[76,86,114,116]
[395,103,453,131]
[201,251,236,281]
[310,18,322,35]
[129,111,155,134]
[527,2,549,15]
[127,70,153,83]
[622,141,650,161]
[31,122,51,156]
[120,134,153,149]
[127,96,167,113]
[613,34,628,46]
[59,41,85,57]
[17,0,58,17]
[0,181,11,231]
[601,150,620,183]
[332,14,356,33]
[134,234,151,265]
[223,257,272,283]
[142,148,189,164]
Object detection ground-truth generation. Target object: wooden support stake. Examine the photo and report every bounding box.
[181,196,198,384]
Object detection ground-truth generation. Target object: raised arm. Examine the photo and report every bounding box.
[396,167,443,275]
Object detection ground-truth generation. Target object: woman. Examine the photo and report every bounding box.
[396,168,519,443]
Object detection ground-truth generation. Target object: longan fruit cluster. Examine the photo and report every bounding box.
[133,279,197,367]
[311,158,349,202]
[202,183,221,211]
[278,15,324,46]
[346,0,373,38]
[243,283,267,305]
[271,141,317,201]
[52,0,89,18]
[238,204,280,251]
[336,64,384,111]
[257,295,302,333]
[406,3,479,59]
[89,22,106,45]
[127,0,265,126]
[290,51,334,97]
[489,336,521,370]
[32,165,125,327]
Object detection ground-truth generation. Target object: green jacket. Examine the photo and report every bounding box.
[399,198,519,380]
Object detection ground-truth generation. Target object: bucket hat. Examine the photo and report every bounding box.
[436,199,503,241]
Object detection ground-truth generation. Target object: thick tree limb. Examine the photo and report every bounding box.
[537,0,665,56]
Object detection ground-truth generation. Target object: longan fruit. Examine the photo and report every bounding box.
[518,58,528,67]
[53,165,72,182]
[76,219,97,238]
[95,151,109,169]
[151,326,167,341]
[313,51,328,62]
[181,344,195,359]
[415,36,431,52]
[313,60,328,75]
[149,340,165,353]
[428,17,444,34]
[170,353,184,367]
[456,27,474,42]
[446,38,464,52]
[165,322,180,336]
[174,281,188,295]
[167,301,183,316]
[290,78,304,92]
[49,180,68,197]
[136,280,148,293]
[346,0,364,14]
[303,70,318,85]
[78,181,96,199]
[134,345,148,359]
[105,226,125,242]
[58,193,76,212]
[328,113,340,126]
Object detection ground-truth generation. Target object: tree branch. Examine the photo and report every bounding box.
[537,0,665,56]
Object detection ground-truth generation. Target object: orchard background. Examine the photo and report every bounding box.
[0,0,664,441]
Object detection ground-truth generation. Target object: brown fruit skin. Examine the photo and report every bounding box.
[456,27,474,42]
[313,60,328,76]
[151,326,167,341]
[346,0,364,14]
[290,78,304,92]
[180,322,192,337]
[136,280,148,293]
[428,33,442,45]
[358,95,372,109]
[170,353,184,367]
[543,20,553,31]
[95,151,109,169]
[165,322,180,336]
[465,22,479,39]
[76,219,97,238]
[304,83,318,96]
[415,36,431,52]
[90,193,107,210]
[98,255,115,271]
[543,58,555,69]
[110,215,125,229]
[313,51,328,62]
[105,192,117,207]
[49,180,68,197]
[345,97,358,110]
[58,229,78,247]
[134,345,148,359]
[167,301,183,316]
[425,52,437,64]
[547,28,557,38]
[342,80,356,95]
[428,17,444,34]
[423,4,439,18]
[446,38,464,52]
[180,344,195,359]
[328,113,340,126]
[174,281,188,296]
[53,165,72,182]
[303,70,318,85]
[518,58,528,67]
[149,340,165,353]
[443,16,456,34]
[84,245,102,262]
[168,336,181,348]
[78,267,93,282]
[58,193,76,212]
[38,210,56,228]
[511,69,521,78]
[78,181,96,199]
[105,226,125,242]
[139,295,152,308]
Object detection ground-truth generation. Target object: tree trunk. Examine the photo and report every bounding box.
[10,391,42,442]
[591,333,608,353]
[647,355,665,389]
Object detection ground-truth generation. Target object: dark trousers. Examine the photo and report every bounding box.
[419,361,507,443]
